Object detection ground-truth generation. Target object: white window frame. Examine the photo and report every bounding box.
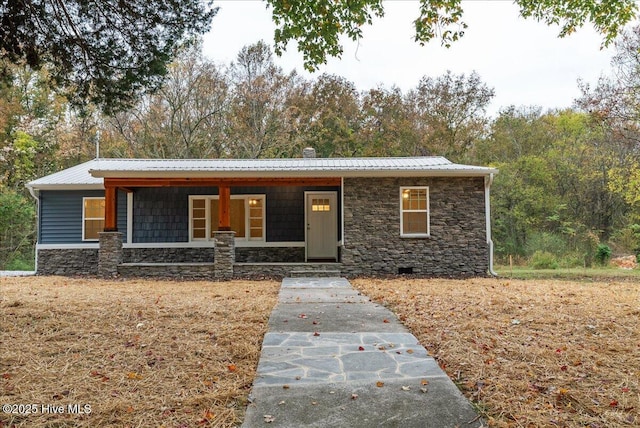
[189,195,266,242]
[82,197,105,241]
[399,186,430,238]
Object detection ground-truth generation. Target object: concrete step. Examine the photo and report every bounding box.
[289,269,342,278]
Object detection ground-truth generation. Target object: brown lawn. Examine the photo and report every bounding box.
[0,277,280,428]
[352,277,639,428]
[1,276,638,427]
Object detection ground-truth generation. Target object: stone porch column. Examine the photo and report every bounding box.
[98,231,123,277]
[213,231,236,279]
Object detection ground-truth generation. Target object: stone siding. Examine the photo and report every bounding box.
[37,248,99,276]
[341,177,489,277]
[236,247,305,263]
[98,232,123,277]
[124,247,216,263]
[213,231,235,279]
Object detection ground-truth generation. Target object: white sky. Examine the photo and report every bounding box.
[202,1,619,116]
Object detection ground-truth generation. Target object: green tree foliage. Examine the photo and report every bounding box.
[0,0,217,113]
[266,0,638,71]
[0,189,35,269]
[477,107,630,262]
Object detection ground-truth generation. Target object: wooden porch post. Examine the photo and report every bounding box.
[104,186,118,232]
[218,185,231,231]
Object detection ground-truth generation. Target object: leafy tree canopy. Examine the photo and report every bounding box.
[0,0,217,113]
[267,0,638,71]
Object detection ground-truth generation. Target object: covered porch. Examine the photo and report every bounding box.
[97,176,343,279]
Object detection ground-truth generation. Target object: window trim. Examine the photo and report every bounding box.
[399,186,430,238]
[82,197,105,241]
[189,194,266,242]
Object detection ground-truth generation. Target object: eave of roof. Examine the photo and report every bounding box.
[26,157,498,191]
[87,157,498,179]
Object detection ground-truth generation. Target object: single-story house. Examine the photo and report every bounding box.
[26,150,498,279]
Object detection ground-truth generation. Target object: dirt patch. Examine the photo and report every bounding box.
[352,277,639,428]
[0,276,279,428]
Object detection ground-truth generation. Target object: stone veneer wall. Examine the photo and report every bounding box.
[123,247,216,263]
[341,177,489,277]
[37,248,99,276]
[235,247,305,263]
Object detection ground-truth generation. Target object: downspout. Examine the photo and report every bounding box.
[485,173,498,277]
[27,185,39,273]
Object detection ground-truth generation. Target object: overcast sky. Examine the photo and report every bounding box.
[202,1,619,116]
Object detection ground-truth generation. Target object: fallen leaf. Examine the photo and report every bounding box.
[278,401,285,405]
[376,381,384,387]
[406,349,414,354]
[358,346,365,351]
[383,319,390,323]
[401,386,411,391]
[298,314,307,319]
[313,332,320,337]
[312,320,319,325]
[283,384,290,389]
[264,414,275,423]
[126,372,142,380]
[421,379,429,386]
[351,393,358,400]
[227,364,237,372]
[610,400,619,407]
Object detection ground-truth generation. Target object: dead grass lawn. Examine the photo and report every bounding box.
[0,276,279,428]
[352,277,639,428]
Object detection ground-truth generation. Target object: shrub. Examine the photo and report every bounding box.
[529,251,559,269]
[595,244,612,266]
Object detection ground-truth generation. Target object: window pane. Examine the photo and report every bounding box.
[84,199,105,218]
[85,219,104,240]
[193,228,206,239]
[230,199,245,237]
[192,199,205,209]
[403,212,427,234]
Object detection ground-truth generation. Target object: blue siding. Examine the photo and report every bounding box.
[131,186,341,243]
[39,190,128,244]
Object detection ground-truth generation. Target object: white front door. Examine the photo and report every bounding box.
[306,192,338,261]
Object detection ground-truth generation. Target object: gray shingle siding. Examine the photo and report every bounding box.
[131,185,340,243]
[39,190,127,244]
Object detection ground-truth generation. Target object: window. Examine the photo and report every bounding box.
[190,195,265,241]
[400,187,429,237]
[311,198,331,212]
[83,197,105,241]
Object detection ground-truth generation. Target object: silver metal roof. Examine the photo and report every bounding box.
[27,160,104,190]
[27,157,498,190]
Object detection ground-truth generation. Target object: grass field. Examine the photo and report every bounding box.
[1,275,638,427]
[0,277,280,427]
[353,276,639,428]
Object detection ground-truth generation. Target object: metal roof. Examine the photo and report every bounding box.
[27,157,498,190]
[27,160,104,191]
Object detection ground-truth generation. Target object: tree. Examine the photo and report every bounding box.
[0,0,217,113]
[359,86,418,157]
[406,71,494,161]
[227,41,302,158]
[576,24,640,222]
[266,0,638,71]
[293,74,362,157]
[105,42,230,158]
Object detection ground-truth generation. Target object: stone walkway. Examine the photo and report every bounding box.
[242,277,485,427]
